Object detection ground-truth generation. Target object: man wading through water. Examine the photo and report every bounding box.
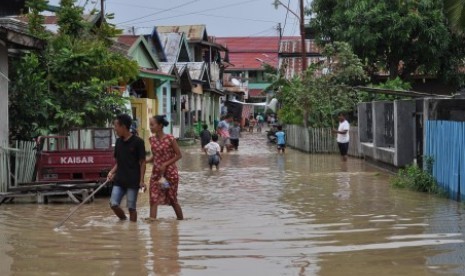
[107,114,146,222]
[332,112,350,162]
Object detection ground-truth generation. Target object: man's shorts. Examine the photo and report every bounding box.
[338,142,349,156]
[218,136,230,147]
[277,144,286,150]
[110,185,139,210]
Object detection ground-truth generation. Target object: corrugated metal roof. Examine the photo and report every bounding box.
[117,35,139,47]
[215,36,287,70]
[156,25,207,41]
[110,41,131,58]
[249,89,265,98]
[158,32,183,62]
[278,38,323,79]
[279,57,323,79]
[175,63,188,75]
[159,62,176,75]
[175,62,206,80]
[279,39,321,54]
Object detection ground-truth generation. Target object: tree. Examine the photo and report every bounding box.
[9,0,139,140]
[276,42,367,127]
[310,0,464,85]
[445,0,465,34]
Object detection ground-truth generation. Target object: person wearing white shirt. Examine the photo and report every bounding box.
[332,112,350,161]
[204,134,222,170]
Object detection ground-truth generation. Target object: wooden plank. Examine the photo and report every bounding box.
[66,190,81,204]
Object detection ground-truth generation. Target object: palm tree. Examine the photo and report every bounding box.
[445,0,465,33]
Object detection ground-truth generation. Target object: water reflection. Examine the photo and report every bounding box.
[146,221,180,276]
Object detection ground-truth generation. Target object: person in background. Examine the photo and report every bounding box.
[146,115,183,220]
[199,124,211,150]
[107,114,146,222]
[275,125,286,154]
[332,112,350,162]
[204,133,222,170]
[229,120,241,151]
[248,115,256,133]
[216,114,233,152]
[256,113,264,133]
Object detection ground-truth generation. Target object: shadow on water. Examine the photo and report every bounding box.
[1,132,465,275]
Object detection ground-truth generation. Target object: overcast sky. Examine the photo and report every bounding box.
[47,0,304,37]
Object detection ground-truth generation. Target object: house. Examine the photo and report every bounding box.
[278,38,323,79]
[114,35,175,150]
[215,36,282,105]
[151,25,228,137]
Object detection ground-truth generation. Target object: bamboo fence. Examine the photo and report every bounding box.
[0,141,37,192]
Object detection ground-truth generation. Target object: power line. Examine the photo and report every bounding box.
[282,0,291,34]
[120,0,263,26]
[116,0,201,25]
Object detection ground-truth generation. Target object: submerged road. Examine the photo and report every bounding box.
[1,132,465,275]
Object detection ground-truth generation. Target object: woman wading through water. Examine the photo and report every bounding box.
[146,115,184,220]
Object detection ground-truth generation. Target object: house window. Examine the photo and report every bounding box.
[162,87,168,114]
[248,71,257,82]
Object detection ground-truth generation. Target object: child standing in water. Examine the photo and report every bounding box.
[275,125,286,154]
[204,134,222,170]
[146,115,183,220]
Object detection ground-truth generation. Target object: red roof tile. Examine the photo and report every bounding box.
[117,35,139,46]
[248,89,265,98]
[44,16,57,24]
[216,36,298,70]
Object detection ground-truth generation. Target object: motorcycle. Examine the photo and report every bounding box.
[266,124,278,143]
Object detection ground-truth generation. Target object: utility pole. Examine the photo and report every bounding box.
[100,0,104,21]
[299,0,307,73]
[273,0,307,74]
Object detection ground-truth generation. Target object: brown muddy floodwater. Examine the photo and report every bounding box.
[1,132,465,276]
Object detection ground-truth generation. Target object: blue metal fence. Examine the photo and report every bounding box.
[425,120,465,200]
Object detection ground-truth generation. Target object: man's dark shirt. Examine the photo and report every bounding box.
[114,135,145,189]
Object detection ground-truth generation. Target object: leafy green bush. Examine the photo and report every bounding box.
[391,157,441,194]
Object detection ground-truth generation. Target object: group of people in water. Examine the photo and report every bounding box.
[105,111,350,223]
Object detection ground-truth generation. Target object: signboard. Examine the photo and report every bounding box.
[0,0,27,17]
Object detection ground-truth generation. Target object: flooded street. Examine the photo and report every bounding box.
[1,132,465,275]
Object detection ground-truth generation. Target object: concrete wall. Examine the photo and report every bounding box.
[394,100,415,167]
[373,101,390,148]
[357,103,370,143]
[0,43,8,145]
[358,100,416,168]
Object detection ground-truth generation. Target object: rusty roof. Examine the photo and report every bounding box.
[279,56,324,79]
[279,39,321,54]
[248,89,265,98]
[155,25,207,41]
[117,35,139,47]
[215,36,291,70]
[278,38,324,79]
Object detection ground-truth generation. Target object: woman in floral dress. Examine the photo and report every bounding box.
[146,115,183,220]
